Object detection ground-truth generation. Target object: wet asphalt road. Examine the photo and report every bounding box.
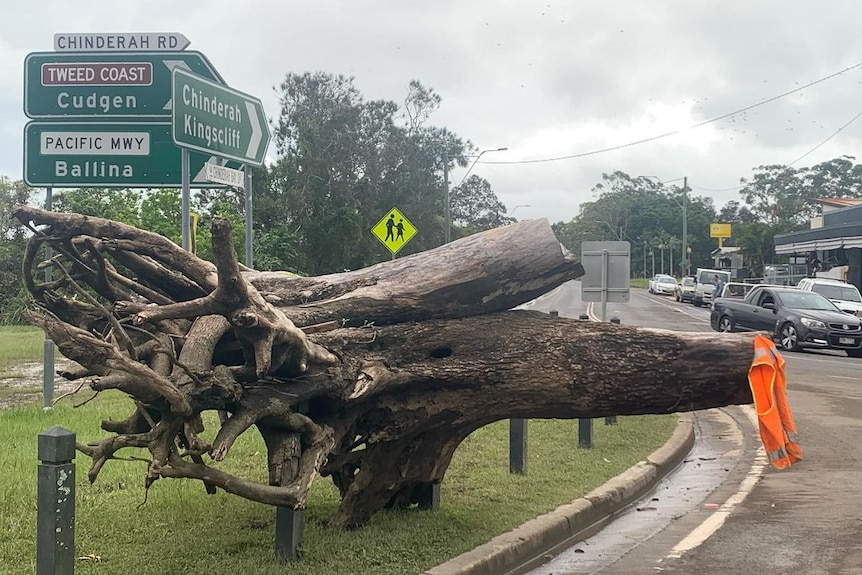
[518,280,862,575]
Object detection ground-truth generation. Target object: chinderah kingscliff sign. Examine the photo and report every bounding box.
[171,67,271,166]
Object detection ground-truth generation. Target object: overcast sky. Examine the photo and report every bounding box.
[3,1,862,224]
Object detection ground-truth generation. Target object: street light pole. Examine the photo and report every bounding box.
[445,146,507,243]
[640,175,688,277]
[682,176,688,276]
[444,149,451,243]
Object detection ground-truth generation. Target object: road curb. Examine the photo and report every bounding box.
[422,413,696,575]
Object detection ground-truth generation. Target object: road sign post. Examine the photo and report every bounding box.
[171,68,271,166]
[581,241,631,321]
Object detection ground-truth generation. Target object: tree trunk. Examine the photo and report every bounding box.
[13,205,755,528]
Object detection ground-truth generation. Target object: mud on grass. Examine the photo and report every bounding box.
[0,359,79,409]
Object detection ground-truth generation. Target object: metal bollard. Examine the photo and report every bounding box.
[578,418,593,448]
[509,418,528,474]
[416,482,441,510]
[579,313,589,321]
[275,507,304,561]
[549,310,559,317]
[610,316,621,324]
[37,426,76,575]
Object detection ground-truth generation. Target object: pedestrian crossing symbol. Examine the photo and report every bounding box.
[372,207,417,255]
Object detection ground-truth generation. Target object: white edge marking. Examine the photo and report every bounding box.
[664,405,766,560]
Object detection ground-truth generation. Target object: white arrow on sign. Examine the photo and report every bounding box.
[245,101,263,161]
[162,60,192,111]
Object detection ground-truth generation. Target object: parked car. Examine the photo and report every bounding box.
[648,274,675,294]
[710,285,862,357]
[674,277,696,302]
[796,277,862,316]
[653,275,677,296]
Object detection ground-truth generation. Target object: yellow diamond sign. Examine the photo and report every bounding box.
[372,207,417,255]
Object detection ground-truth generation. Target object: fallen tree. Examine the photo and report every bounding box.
[14,206,755,528]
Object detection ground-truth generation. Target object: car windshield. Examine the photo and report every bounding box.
[775,291,841,311]
[659,277,676,284]
[812,284,862,302]
[682,278,695,286]
[698,271,730,284]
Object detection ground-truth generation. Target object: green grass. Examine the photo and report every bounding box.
[0,391,677,575]
[0,326,43,370]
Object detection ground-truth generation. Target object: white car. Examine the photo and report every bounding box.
[648,274,674,294]
[653,275,678,296]
[796,277,862,316]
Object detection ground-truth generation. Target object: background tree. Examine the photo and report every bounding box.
[449,174,514,235]
[0,178,33,324]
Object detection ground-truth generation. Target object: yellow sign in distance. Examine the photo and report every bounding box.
[710,223,732,238]
[372,207,417,254]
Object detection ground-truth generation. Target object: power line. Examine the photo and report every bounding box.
[787,109,862,166]
[690,108,862,193]
[480,60,862,166]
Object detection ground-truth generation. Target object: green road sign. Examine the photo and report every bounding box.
[24,121,240,187]
[372,207,418,255]
[171,68,271,166]
[24,51,224,119]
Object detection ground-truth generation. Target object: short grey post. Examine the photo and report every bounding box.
[37,426,76,575]
[181,149,190,250]
[275,507,304,561]
[578,418,593,448]
[416,482,441,510]
[509,418,528,473]
[43,187,55,408]
[244,169,253,267]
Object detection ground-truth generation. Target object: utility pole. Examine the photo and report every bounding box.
[443,149,450,244]
[682,176,688,276]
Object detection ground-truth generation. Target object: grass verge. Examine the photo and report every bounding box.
[0,390,677,575]
[0,326,43,370]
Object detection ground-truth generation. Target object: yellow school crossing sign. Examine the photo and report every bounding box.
[372,207,417,255]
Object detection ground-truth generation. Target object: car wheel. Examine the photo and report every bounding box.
[718,315,734,332]
[779,322,801,352]
[847,348,862,358]
[693,299,702,307]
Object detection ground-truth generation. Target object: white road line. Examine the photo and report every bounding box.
[662,405,767,561]
[632,290,712,322]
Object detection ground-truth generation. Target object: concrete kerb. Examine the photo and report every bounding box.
[423,413,696,575]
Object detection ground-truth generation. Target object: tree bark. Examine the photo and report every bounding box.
[13,205,755,528]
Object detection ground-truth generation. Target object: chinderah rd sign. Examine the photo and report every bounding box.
[171,67,271,166]
[53,33,191,52]
[24,121,235,187]
[24,51,224,119]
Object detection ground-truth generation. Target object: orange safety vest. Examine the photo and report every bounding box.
[748,333,802,469]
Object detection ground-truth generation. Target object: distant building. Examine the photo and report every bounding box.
[710,246,745,279]
[774,198,862,290]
